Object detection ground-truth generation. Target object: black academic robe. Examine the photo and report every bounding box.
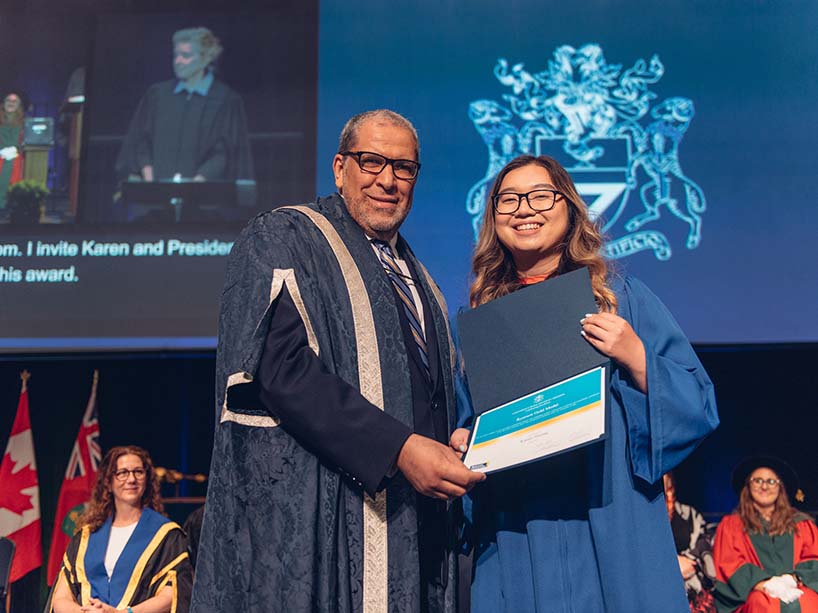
[115,79,253,181]
[191,194,459,613]
[45,509,191,613]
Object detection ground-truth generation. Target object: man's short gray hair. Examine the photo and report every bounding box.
[338,110,420,160]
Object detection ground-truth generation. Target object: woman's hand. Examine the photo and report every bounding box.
[449,428,470,453]
[81,598,124,612]
[580,312,647,393]
[80,598,115,612]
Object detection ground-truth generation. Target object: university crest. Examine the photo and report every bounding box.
[467,44,707,260]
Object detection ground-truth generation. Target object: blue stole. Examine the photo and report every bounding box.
[84,508,170,605]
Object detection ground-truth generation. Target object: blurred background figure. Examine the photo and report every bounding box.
[0,92,25,211]
[713,456,818,612]
[47,445,192,613]
[115,27,253,185]
[182,506,203,573]
[664,472,717,613]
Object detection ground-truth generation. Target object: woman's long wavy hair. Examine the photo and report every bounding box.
[737,470,798,536]
[79,445,164,532]
[470,155,617,310]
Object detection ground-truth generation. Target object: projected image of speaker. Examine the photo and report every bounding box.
[82,9,318,225]
[23,117,55,147]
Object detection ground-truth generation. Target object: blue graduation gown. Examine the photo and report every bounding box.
[460,275,719,612]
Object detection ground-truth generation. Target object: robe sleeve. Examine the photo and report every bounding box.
[713,515,773,611]
[44,531,84,611]
[794,519,818,591]
[194,136,227,180]
[455,366,475,430]
[614,276,719,484]
[256,285,413,496]
[115,85,158,180]
[148,526,192,612]
[226,92,254,181]
[197,90,253,181]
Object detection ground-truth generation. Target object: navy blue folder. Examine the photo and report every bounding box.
[457,267,609,415]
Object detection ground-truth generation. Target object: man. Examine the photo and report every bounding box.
[191,110,484,613]
[115,27,253,184]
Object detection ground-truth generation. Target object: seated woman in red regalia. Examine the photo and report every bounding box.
[0,92,25,211]
[713,456,818,612]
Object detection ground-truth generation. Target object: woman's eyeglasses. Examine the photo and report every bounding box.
[114,468,146,481]
[492,189,563,214]
[749,477,781,488]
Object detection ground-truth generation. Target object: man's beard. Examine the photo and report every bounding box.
[346,193,410,239]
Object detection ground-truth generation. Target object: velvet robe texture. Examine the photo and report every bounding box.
[191,194,459,613]
[713,513,818,613]
[460,275,719,613]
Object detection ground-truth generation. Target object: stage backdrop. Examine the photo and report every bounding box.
[1,0,816,350]
[317,0,818,344]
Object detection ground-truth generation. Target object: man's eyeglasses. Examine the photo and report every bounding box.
[492,189,563,214]
[749,477,781,488]
[339,151,420,181]
[114,468,147,482]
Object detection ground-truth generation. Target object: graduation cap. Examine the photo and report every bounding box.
[731,455,805,504]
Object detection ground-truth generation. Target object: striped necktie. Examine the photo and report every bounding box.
[372,240,431,380]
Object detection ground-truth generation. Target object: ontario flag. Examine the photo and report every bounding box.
[0,371,42,583]
[46,370,101,584]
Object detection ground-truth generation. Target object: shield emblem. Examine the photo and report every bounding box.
[534,135,632,232]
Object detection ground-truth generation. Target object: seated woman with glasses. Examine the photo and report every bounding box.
[713,456,818,612]
[48,445,192,613]
[449,154,718,612]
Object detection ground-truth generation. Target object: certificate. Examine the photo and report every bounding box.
[462,366,607,473]
[457,267,610,473]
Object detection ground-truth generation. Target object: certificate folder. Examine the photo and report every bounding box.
[457,267,610,473]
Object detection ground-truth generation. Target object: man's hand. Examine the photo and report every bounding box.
[141,165,154,182]
[397,434,485,500]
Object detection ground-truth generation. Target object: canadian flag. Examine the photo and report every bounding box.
[46,370,100,584]
[0,371,42,582]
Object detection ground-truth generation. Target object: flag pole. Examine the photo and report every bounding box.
[19,370,30,393]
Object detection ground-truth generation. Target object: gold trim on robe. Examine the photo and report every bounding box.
[283,205,389,613]
[220,268,318,428]
[115,522,181,609]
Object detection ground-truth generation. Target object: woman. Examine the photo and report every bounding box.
[450,155,719,612]
[664,473,718,612]
[0,92,25,210]
[48,446,191,613]
[713,457,818,612]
